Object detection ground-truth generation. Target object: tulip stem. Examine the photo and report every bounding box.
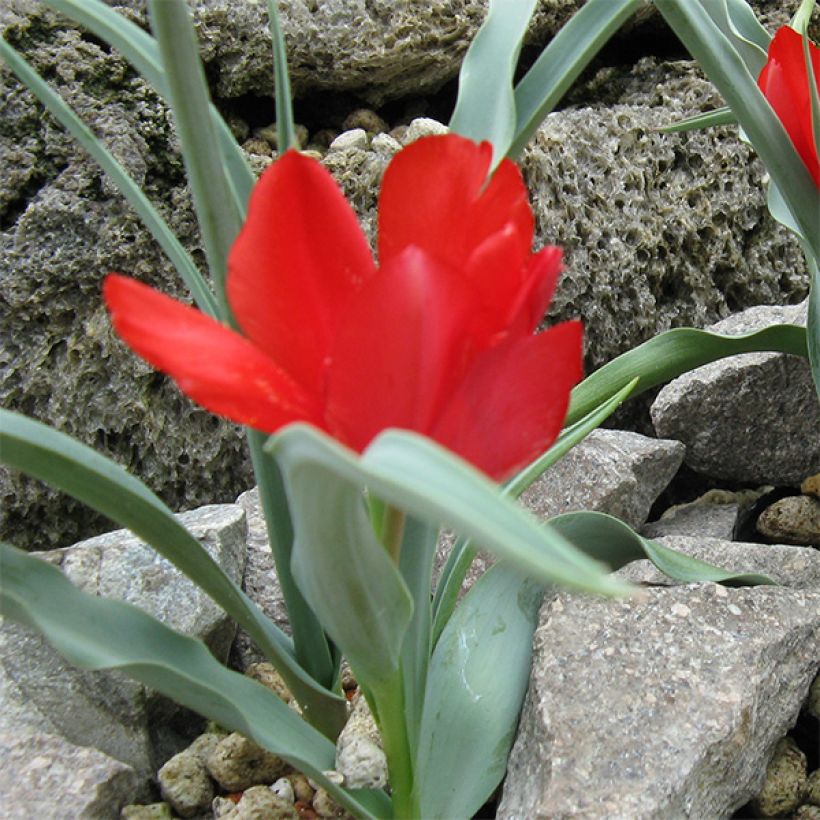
[382,505,407,564]
[792,0,816,34]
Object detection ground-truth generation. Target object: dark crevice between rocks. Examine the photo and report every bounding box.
[0,170,55,231]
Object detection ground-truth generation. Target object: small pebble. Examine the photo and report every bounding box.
[751,737,808,817]
[807,768,820,806]
[246,662,294,703]
[120,803,173,819]
[187,732,223,765]
[756,495,820,545]
[271,776,296,803]
[207,733,288,792]
[158,750,215,818]
[795,805,820,820]
[242,138,273,157]
[311,128,339,149]
[328,129,369,152]
[402,117,448,144]
[289,772,315,803]
[802,473,820,498]
[218,785,299,819]
[255,123,309,149]
[312,787,350,819]
[370,133,402,155]
[342,108,388,134]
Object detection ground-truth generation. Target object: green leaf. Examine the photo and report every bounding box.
[272,429,415,687]
[42,0,254,213]
[0,410,347,739]
[548,511,776,585]
[266,0,297,152]
[654,0,820,259]
[415,564,542,819]
[148,0,242,319]
[566,323,808,426]
[716,0,770,76]
[431,378,639,644]
[661,105,736,132]
[0,544,389,820]
[809,257,820,400]
[246,429,336,691]
[0,38,219,319]
[509,0,645,158]
[449,0,538,166]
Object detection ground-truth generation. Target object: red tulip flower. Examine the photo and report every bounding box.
[758,25,820,187]
[105,134,582,481]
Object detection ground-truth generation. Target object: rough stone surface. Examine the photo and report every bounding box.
[521,430,684,531]
[158,749,215,818]
[103,0,587,105]
[751,736,808,818]
[206,732,289,792]
[642,501,739,541]
[809,675,820,720]
[121,803,174,819]
[808,769,820,806]
[651,302,819,486]
[434,429,684,595]
[0,505,246,780]
[757,495,820,546]
[230,488,290,671]
[0,3,254,551]
[335,695,388,790]
[499,538,820,820]
[0,729,140,818]
[217,786,300,819]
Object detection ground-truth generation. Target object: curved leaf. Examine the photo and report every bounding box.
[43,0,254,211]
[0,410,347,738]
[0,38,219,319]
[509,0,644,158]
[449,0,538,165]
[566,323,808,426]
[416,563,542,819]
[270,425,632,599]
[273,430,414,687]
[661,105,736,133]
[548,510,776,585]
[653,0,820,259]
[148,0,240,319]
[0,544,389,820]
[266,0,297,151]
[431,377,639,642]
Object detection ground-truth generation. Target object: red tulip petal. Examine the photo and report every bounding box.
[378,134,533,274]
[326,246,480,452]
[104,274,324,434]
[431,320,583,481]
[759,27,820,186]
[227,150,376,398]
[505,246,564,335]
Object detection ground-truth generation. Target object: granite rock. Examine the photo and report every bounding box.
[0,504,246,780]
[499,538,820,819]
[0,730,140,818]
[642,501,739,541]
[335,695,388,790]
[651,302,819,485]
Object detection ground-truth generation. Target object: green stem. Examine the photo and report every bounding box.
[792,0,817,33]
[372,669,417,819]
[382,506,407,565]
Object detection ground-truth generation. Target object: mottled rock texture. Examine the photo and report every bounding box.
[0,505,246,780]
[499,539,820,819]
[0,730,140,819]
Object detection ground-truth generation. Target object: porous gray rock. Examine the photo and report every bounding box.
[498,538,820,819]
[0,504,246,780]
[521,429,684,531]
[651,302,819,485]
[158,748,215,818]
[0,730,140,819]
[642,500,739,540]
[1,3,253,551]
[335,695,388,790]
[751,737,808,818]
[106,0,587,105]
[206,732,288,792]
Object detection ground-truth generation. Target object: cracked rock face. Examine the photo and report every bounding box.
[498,538,820,819]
